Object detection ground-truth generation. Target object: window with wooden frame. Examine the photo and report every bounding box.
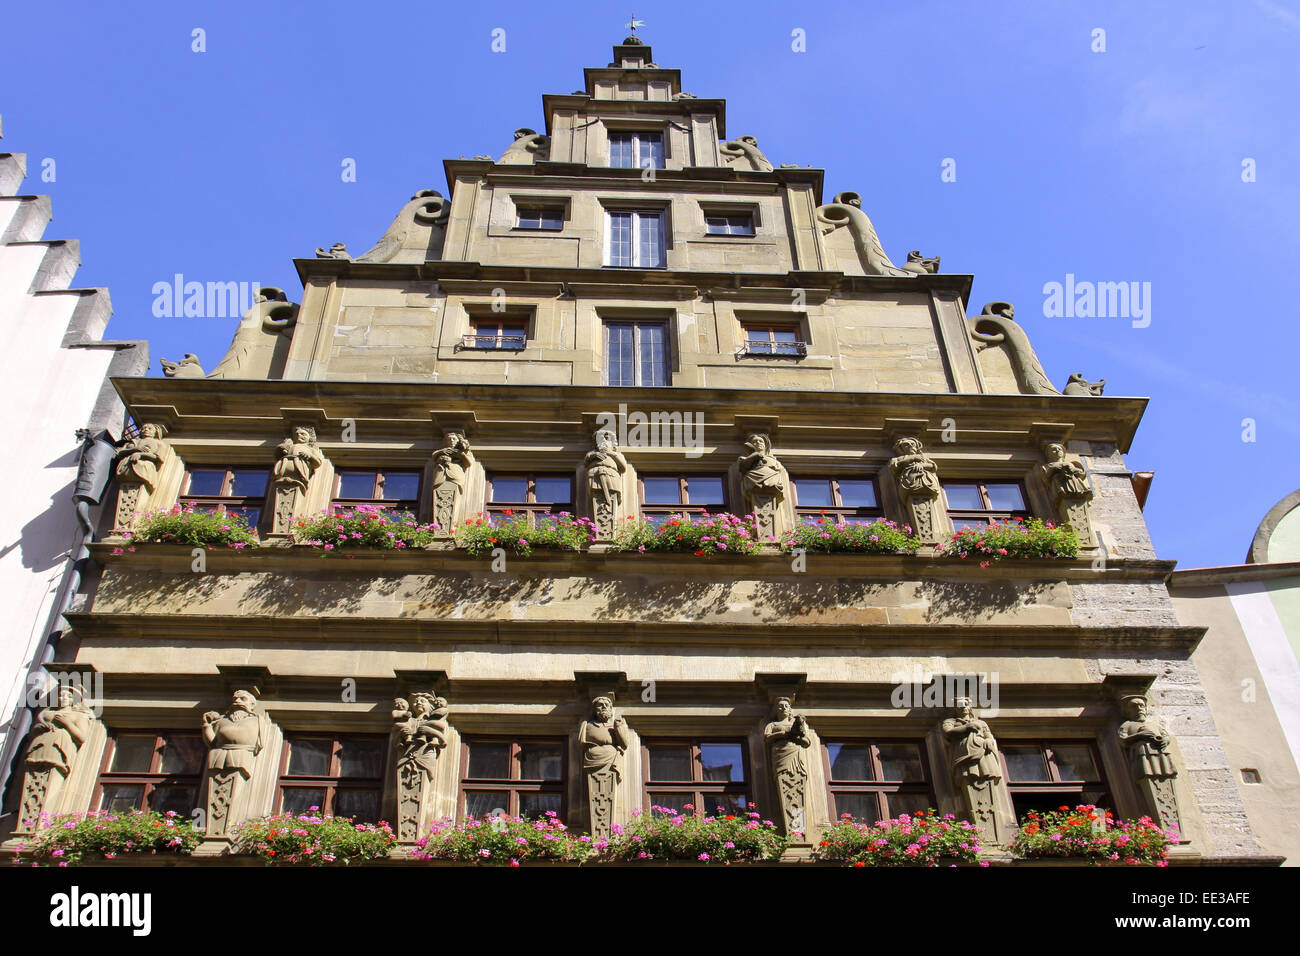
[95,732,205,816]
[463,317,528,350]
[739,321,806,357]
[276,735,387,822]
[705,213,755,236]
[607,130,664,169]
[1000,740,1112,821]
[605,320,669,385]
[821,740,934,824]
[642,740,750,817]
[638,474,727,526]
[941,481,1030,531]
[792,477,882,525]
[458,738,566,821]
[604,210,666,269]
[331,469,422,513]
[179,467,270,530]
[485,473,575,522]
[515,206,565,230]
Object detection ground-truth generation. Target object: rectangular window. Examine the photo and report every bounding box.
[608,131,664,170]
[463,318,528,350]
[741,322,806,357]
[605,320,669,386]
[639,474,727,526]
[942,481,1029,531]
[822,740,933,824]
[792,477,882,525]
[1001,741,1111,821]
[277,735,387,822]
[332,469,421,512]
[605,210,665,268]
[459,738,566,821]
[705,213,755,236]
[486,473,575,522]
[95,732,205,816]
[642,740,750,817]
[179,467,270,531]
[515,206,564,230]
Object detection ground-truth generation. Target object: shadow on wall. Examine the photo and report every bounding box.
[100,564,1056,628]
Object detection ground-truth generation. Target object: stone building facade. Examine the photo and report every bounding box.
[0,40,1271,862]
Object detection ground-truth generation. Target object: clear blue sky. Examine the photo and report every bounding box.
[3,1,1297,569]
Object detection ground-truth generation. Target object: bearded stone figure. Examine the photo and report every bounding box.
[431,431,474,535]
[763,698,811,837]
[201,690,265,838]
[941,698,1013,844]
[16,685,96,834]
[113,423,172,528]
[579,697,628,840]
[271,425,323,533]
[1040,441,1093,541]
[1118,695,1182,838]
[392,693,450,841]
[889,437,941,542]
[738,433,787,540]
[584,429,628,540]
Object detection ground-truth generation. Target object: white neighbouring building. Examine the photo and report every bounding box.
[0,131,147,813]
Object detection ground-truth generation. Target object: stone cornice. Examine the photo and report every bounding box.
[292,258,966,299]
[110,379,1148,450]
[1167,560,1300,588]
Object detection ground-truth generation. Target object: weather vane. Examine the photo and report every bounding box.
[625,15,645,35]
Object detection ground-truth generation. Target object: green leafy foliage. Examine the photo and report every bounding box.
[815,810,984,866]
[233,811,397,865]
[412,813,594,865]
[782,517,921,554]
[129,505,258,548]
[293,505,438,550]
[16,809,201,865]
[603,805,788,863]
[1012,805,1174,865]
[939,516,1079,564]
[611,513,762,555]
[457,512,596,558]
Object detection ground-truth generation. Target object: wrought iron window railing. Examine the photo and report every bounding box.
[460,334,527,351]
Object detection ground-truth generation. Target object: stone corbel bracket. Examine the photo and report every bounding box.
[754,672,807,706]
[394,669,450,700]
[430,410,479,438]
[216,665,274,699]
[574,671,628,703]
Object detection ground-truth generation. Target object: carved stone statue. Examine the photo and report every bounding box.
[498,127,551,164]
[585,429,629,540]
[1063,372,1106,396]
[967,302,1059,396]
[889,436,942,543]
[1040,441,1093,540]
[941,698,1013,844]
[208,287,298,380]
[738,432,786,539]
[720,136,774,171]
[271,425,323,533]
[113,423,172,528]
[814,191,916,277]
[903,250,941,274]
[764,698,811,837]
[579,696,629,840]
[671,91,696,101]
[431,431,474,534]
[315,242,351,259]
[392,693,450,841]
[1118,695,1182,837]
[355,189,447,263]
[201,690,265,838]
[160,353,205,378]
[16,684,96,834]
